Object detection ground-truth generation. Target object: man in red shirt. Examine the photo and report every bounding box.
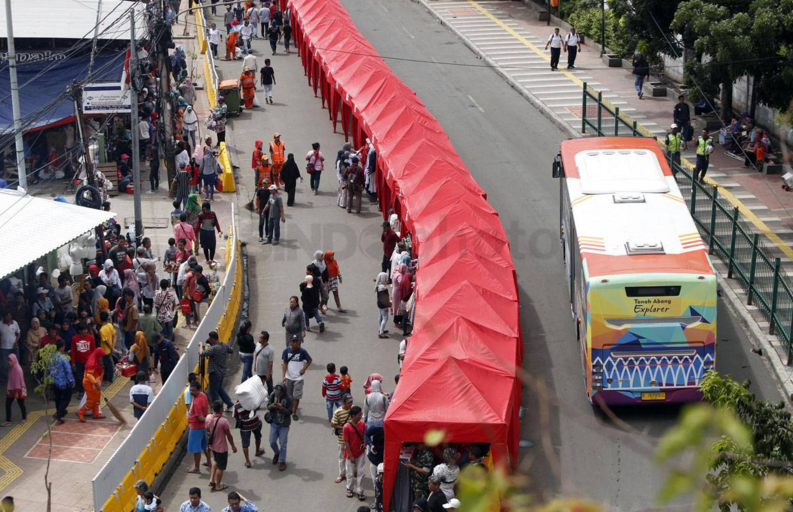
[187,380,211,473]
[343,405,367,501]
[39,326,61,349]
[381,221,400,275]
[70,321,95,394]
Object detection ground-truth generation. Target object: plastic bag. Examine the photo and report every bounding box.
[235,375,268,411]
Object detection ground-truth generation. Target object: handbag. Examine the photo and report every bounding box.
[215,176,224,192]
[306,162,315,173]
[376,289,391,310]
[180,298,192,314]
[193,289,205,303]
[264,411,274,424]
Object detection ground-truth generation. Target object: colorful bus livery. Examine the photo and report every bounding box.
[553,138,717,405]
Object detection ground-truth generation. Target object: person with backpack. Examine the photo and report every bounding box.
[563,27,581,69]
[344,156,365,214]
[544,27,563,71]
[631,50,650,99]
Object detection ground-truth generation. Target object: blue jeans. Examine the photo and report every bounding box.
[326,399,342,421]
[266,217,280,243]
[183,129,196,148]
[269,423,290,462]
[240,353,254,382]
[634,74,645,95]
[208,372,233,408]
[202,174,216,199]
[304,308,322,327]
[0,348,17,383]
[310,171,321,191]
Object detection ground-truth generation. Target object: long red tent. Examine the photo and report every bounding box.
[287,0,524,508]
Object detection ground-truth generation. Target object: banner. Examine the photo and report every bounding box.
[82,83,131,114]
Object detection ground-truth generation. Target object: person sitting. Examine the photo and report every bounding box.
[744,129,769,169]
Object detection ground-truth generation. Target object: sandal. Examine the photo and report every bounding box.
[208,482,216,488]
[335,476,346,484]
[245,461,252,468]
[216,484,228,491]
[255,449,265,457]
[202,462,211,468]
[346,490,354,498]
[187,468,201,474]
[358,493,366,501]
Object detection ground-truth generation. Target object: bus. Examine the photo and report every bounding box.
[552,137,717,405]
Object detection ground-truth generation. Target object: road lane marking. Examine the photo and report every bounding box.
[403,26,416,39]
[467,95,486,113]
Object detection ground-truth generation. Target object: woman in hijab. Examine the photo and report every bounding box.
[391,264,407,318]
[431,447,460,501]
[123,269,140,305]
[363,373,384,395]
[94,285,109,325]
[375,272,390,338]
[78,347,106,421]
[280,153,302,206]
[299,275,323,332]
[100,259,121,305]
[140,262,158,307]
[130,331,151,376]
[185,193,201,227]
[196,201,222,263]
[3,354,26,426]
[308,250,329,312]
[399,272,414,336]
[25,317,47,364]
[364,379,389,427]
[323,251,344,312]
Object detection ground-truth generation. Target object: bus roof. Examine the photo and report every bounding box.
[560,137,714,278]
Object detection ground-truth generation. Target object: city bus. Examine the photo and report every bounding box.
[552,137,717,405]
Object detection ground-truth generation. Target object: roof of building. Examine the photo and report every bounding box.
[0,0,144,40]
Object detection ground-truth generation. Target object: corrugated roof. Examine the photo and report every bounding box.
[0,189,115,281]
[0,0,144,40]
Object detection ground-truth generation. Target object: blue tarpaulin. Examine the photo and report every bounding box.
[0,51,125,133]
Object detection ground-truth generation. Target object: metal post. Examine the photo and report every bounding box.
[769,258,781,335]
[72,84,96,187]
[690,180,697,216]
[600,0,605,57]
[546,0,550,26]
[614,107,620,136]
[632,120,638,137]
[596,91,603,136]
[708,186,718,254]
[581,83,587,133]
[130,12,143,244]
[727,207,739,279]
[88,0,103,74]
[747,233,760,306]
[787,305,793,365]
[5,0,26,190]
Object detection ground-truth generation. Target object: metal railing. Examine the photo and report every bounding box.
[92,204,241,511]
[581,83,793,364]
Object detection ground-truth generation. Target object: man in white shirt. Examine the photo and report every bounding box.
[564,27,582,69]
[259,4,270,38]
[544,27,563,71]
[208,23,222,59]
[240,20,254,54]
[0,312,20,384]
[138,116,151,159]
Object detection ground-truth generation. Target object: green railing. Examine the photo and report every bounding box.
[581,82,793,364]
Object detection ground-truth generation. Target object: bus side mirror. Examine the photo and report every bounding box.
[552,155,562,178]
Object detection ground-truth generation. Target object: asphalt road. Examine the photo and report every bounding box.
[157,3,785,512]
[330,0,786,509]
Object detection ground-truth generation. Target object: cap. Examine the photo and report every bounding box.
[273,132,281,138]
[443,499,462,509]
[670,123,678,129]
[289,334,300,341]
[37,287,47,295]
[269,185,277,191]
[120,154,130,160]
[343,394,354,403]
[382,221,390,228]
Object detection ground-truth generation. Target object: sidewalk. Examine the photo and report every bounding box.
[421,0,793,261]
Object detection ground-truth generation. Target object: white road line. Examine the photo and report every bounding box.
[467,95,486,113]
[431,56,439,63]
[403,26,416,39]
[378,2,388,11]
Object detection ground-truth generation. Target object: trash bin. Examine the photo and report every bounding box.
[218,79,241,116]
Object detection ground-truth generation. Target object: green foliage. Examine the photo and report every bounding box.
[30,344,65,396]
[609,0,685,59]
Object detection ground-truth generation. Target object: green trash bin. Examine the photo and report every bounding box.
[218,79,241,116]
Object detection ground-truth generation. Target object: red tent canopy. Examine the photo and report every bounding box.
[287,0,524,509]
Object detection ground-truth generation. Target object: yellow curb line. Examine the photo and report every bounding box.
[0,375,129,494]
[464,0,793,262]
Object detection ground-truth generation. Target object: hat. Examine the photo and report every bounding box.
[382,221,390,228]
[120,154,130,160]
[269,185,277,191]
[273,132,281,138]
[443,499,462,509]
[343,394,354,403]
[289,334,300,342]
[37,287,47,295]
[218,96,225,102]
[670,123,678,129]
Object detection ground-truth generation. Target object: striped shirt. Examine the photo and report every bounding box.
[322,374,343,401]
[331,407,351,444]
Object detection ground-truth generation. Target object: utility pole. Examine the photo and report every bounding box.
[88,0,103,74]
[130,11,143,244]
[71,83,96,187]
[159,0,176,184]
[5,0,26,190]
[600,0,606,57]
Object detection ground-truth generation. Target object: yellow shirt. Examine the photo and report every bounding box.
[99,323,116,355]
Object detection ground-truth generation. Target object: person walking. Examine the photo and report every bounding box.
[254,331,274,394]
[200,332,235,409]
[206,400,237,491]
[269,133,286,188]
[247,3,260,37]
[154,280,177,340]
[305,142,324,195]
[237,320,256,382]
[344,156,365,214]
[233,400,264,467]
[153,333,179,384]
[263,185,285,245]
[260,59,275,104]
[195,202,222,263]
[50,340,74,424]
[631,51,650,99]
[324,251,345,311]
[693,128,714,184]
[208,23,222,58]
[544,27,563,71]
[240,67,257,110]
[322,362,344,421]
[129,371,153,420]
[259,3,270,39]
[563,27,581,69]
[281,335,312,420]
[240,20,254,53]
[281,296,306,346]
[199,148,222,201]
[268,21,279,55]
[77,348,106,422]
[256,155,272,189]
[381,222,401,274]
[251,140,264,188]
[2,354,26,427]
[183,106,198,149]
[300,275,323,332]
[280,153,302,206]
[186,380,212,474]
[331,393,353,484]
[282,17,292,54]
[375,272,391,338]
[343,405,367,501]
[673,95,692,149]
[267,383,293,471]
[224,5,236,32]
[666,124,683,166]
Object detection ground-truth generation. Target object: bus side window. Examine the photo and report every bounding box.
[552,154,563,178]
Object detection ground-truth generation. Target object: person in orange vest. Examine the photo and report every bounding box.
[269,133,285,188]
[240,67,257,109]
[251,140,264,188]
[257,155,272,188]
[226,28,239,61]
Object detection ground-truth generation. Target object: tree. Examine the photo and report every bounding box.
[30,345,69,512]
[609,0,685,61]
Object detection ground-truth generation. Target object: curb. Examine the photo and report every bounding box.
[418,0,793,407]
[416,0,579,140]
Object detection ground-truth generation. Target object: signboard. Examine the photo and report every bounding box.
[0,51,67,63]
[82,83,131,114]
